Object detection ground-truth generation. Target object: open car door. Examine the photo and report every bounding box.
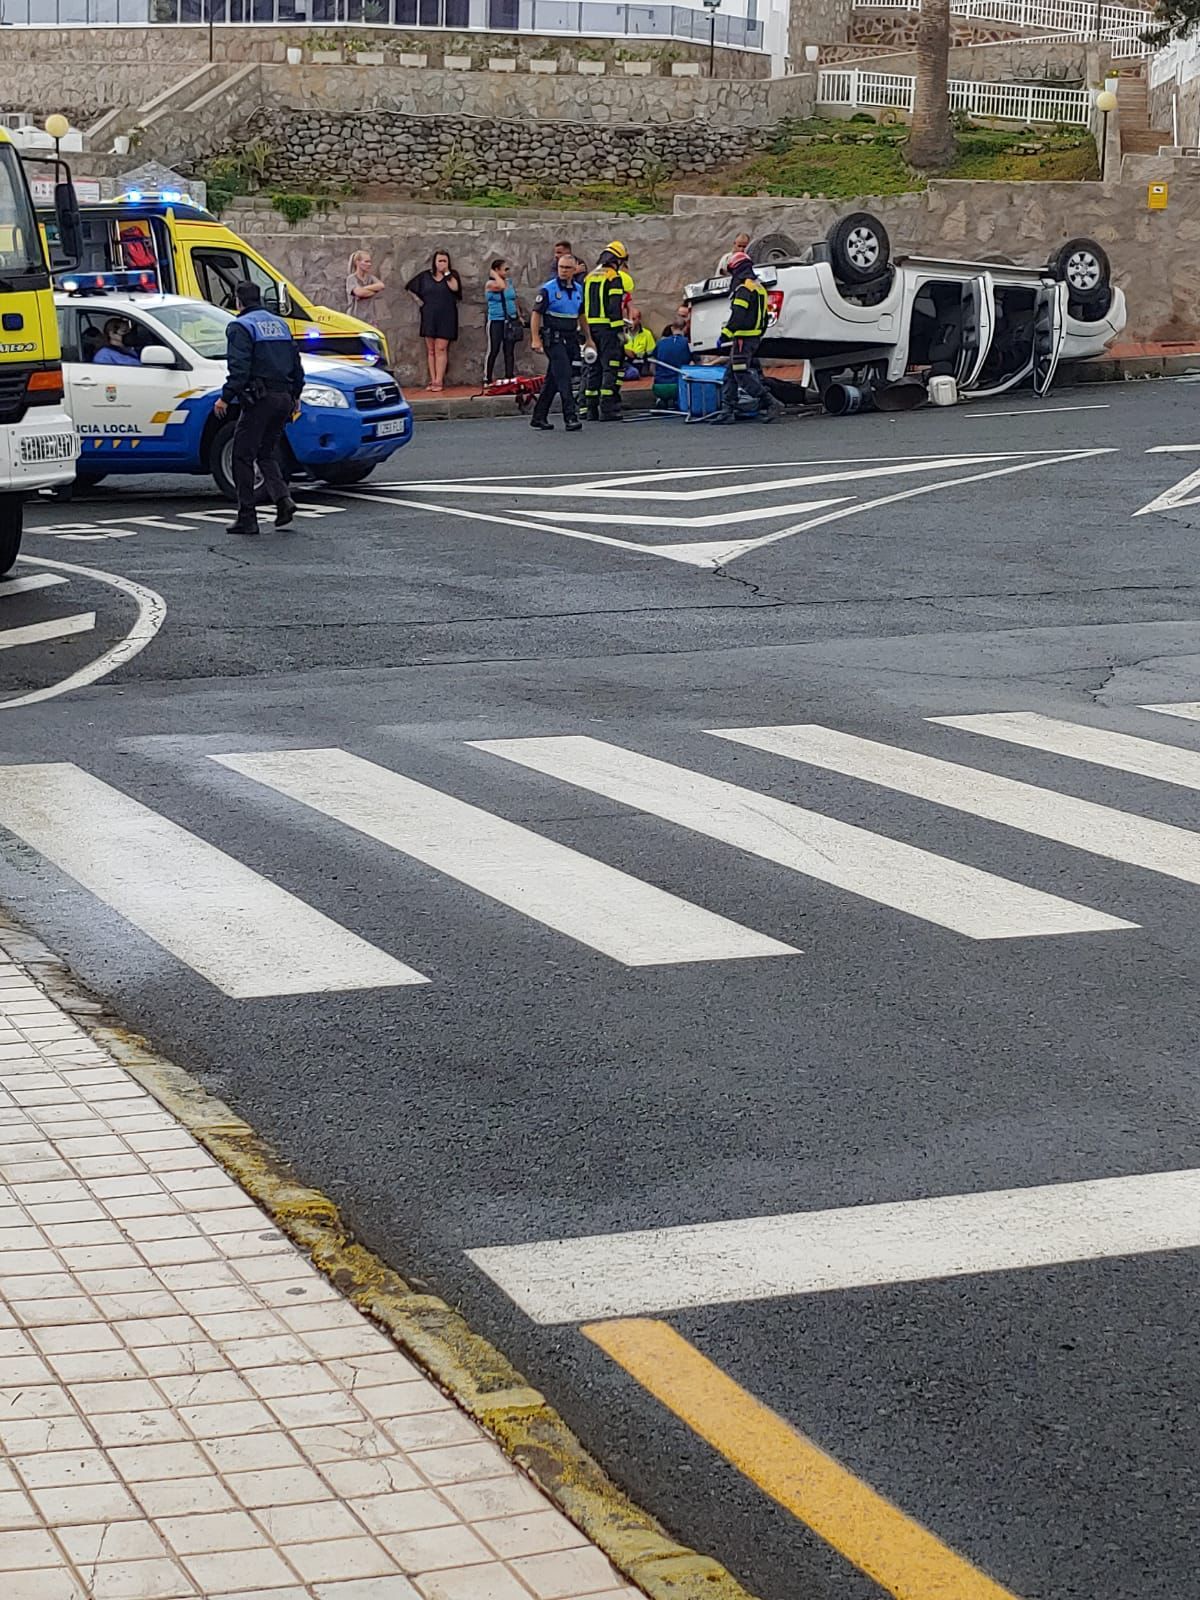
[956,272,995,390]
[1032,280,1068,396]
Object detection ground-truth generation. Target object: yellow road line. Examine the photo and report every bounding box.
[584,1318,1023,1600]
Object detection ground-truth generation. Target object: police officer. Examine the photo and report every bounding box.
[582,241,633,422]
[214,281,304,536]
[714,251,780,425]
[529,252,585,433]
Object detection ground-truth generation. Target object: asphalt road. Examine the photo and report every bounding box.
[5,381,1200,1600]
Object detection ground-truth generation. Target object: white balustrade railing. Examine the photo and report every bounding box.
[852,0,1151,42]
[818,65,1093,123]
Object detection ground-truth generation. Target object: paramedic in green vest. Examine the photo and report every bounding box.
[715,251,780,425]
[529,252,586,432]
[583,241,633,422]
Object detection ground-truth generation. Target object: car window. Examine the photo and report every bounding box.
[56,306,81,363]
[192,247,289,315]
[148,300,231,361]
[74,309,162,366]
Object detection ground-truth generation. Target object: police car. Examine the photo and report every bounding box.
[685,212,1127,408]
[55,276,412,496]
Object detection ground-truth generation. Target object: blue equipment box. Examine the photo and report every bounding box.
[677,363,724,419]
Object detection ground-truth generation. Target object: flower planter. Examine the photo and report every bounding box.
[530,58,558,73]
[310,49,343,63]
[398,51,426,67]
[577,59,606,75]
[444,53,472,69]
[670,61,701,75]
[622,60,652,75]
[488,56,517,71]
[354,49,384,64]
[286,45,303,65]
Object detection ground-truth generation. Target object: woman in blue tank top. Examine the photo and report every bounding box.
[485,258,520,384]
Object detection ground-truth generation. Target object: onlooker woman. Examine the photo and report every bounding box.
[346,250,385,323]
[485,257,520,384]
[405,250,461,392]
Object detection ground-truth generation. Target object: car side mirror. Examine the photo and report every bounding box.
[140,345,175,367]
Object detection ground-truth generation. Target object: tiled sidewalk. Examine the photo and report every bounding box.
[0,942,638,1600]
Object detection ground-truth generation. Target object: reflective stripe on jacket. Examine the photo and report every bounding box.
[722,278,769,342]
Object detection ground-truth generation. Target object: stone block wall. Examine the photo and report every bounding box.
[244,105,773,195]
[848,8,1061,47]
[257,62,814,126]
[833,39,1098,84]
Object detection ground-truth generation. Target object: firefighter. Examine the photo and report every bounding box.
[582,241,633,422]
[714,251,780,425]
[529,252,586,432]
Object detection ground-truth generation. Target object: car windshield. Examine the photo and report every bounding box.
[149,300,233,360]
[0,143,44,280]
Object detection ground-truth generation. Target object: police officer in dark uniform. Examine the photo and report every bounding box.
[214,281,305,536]
[714,251,780,425]
[529,252,585,432]
[582,241,632,422]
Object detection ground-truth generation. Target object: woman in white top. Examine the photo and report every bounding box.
[346,250,385,324]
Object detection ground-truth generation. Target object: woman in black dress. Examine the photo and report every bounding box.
[405,250,462,391]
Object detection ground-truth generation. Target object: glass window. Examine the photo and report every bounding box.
[0,144,43,279]
[149,300,234,360]
[191,247,288,314]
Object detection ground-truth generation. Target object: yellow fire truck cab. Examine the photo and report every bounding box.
[41,191,389,368]
[0,128,80,576]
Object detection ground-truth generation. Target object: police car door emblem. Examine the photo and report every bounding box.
[105,385,118,403]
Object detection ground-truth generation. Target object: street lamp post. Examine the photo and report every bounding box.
[702,0,721,78]
[1095,87,1117,180]
[44,112,69,163]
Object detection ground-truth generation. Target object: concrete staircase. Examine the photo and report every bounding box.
[85,63,260,167]
[1119,71,1171,155]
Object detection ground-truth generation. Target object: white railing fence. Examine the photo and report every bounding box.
[853,0,1152,46]
[818,65,1094,122]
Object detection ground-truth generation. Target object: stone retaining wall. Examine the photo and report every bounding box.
[849,9,1060,47]
[243,105,774,196]
[833,39,1098,83]
[227,174,1198,387]
[258,62,813,126]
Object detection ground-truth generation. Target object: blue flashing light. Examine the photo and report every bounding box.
[305,328,322,340]
[125,189,142,202]
[161,189,182,202]
[60,269,159,295]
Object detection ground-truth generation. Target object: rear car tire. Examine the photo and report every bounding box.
[747,231,802,265]
[827,212,891,285]
[318,462,375,486]
[0,494,22,577]
[1049,238,1110,306]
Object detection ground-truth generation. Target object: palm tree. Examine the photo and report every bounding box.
[906,0,956,171]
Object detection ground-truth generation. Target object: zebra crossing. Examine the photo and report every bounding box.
[0,566,94,653]
[2,704,1200,999]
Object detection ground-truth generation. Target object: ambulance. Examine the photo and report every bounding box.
[39,191,389,368]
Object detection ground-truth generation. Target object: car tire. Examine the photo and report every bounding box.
[210,419,294,503]
[1049,238,1110,306]
[827,212,891,285]
[319,462,375,486]
[0,494,22,577]
[747,231,802,264]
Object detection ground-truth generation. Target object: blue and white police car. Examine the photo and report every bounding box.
[55,276,412,496]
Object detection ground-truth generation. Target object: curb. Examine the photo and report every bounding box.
[407,352,1200,421]
[0,912,761,1600]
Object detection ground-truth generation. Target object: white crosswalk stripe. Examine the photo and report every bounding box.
[0,612,95,651]
[931,711,1200,790]
[471,735,1130,940]
[1143,701,1200,724]
[468,1168,1200,1324]
[0,573,69,600]
[214,747,794,967]
[714,723,1200,889]
[0,763,426,998]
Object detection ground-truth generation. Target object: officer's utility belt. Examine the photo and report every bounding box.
[545,322,580,343]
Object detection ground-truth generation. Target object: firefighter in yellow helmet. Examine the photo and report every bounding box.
[583,241,633,421]
[714,251,780,425]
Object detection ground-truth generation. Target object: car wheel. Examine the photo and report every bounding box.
[747,231,802,264]
[0,494,22,577]
[827,212,891,285]
[319,462,375,486]
[210,420,293,502]
[1050,238,1110,306]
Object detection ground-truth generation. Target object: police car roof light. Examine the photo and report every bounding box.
[60,269,158,296]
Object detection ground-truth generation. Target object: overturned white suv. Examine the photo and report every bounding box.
[685,211,1127,408]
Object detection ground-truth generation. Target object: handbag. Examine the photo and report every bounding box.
[502,314,525,347]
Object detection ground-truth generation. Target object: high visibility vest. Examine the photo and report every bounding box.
[583,267,630,329]
[722,278,769,341]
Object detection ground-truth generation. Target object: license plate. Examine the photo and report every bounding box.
[375,417,406,438]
